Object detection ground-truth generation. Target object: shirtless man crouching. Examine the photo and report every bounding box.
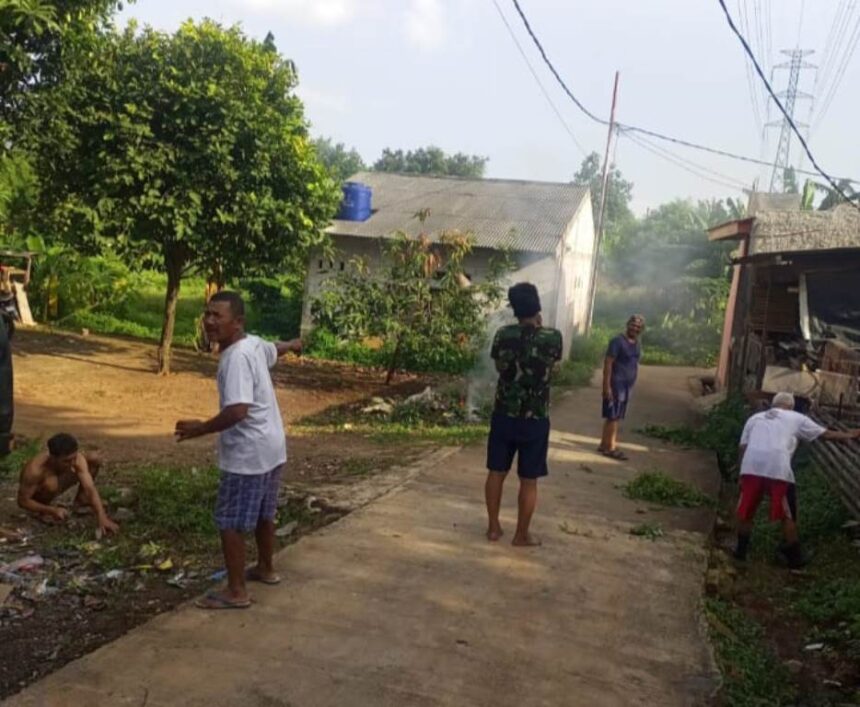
[17,433,119,535]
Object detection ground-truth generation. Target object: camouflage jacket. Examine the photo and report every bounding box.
[491,324,563,419]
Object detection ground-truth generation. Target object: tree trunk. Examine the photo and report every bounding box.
[385,336,401,385]
[157,256,183,375]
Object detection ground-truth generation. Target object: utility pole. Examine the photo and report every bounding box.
[585,71,620,333]
[767,49,815,192]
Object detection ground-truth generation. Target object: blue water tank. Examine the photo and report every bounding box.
[337,182,372,221]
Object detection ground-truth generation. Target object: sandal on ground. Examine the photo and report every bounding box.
[195,591,251,610]
[245,568,282,585]
[602,449,629,461]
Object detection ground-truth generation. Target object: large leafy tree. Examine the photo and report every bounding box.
[0,0,123,141]
[373,146,488,178]
[572,152,634,256]
[313,137,366,182]
[28,21,340,373]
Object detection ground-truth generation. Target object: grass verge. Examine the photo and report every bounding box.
[624,470,713,508]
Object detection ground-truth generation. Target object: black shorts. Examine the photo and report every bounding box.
[486,413,550,479]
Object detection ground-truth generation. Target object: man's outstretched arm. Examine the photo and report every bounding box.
[275,339,302,358]
[175,403,250,441]
[74,455,118,534]
[820,428,860,442]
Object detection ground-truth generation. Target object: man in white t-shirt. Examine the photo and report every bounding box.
[175,291,301,609]
[734,391,860,569]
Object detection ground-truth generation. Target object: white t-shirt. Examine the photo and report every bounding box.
[216,335,287,475]
[739,408,825,483]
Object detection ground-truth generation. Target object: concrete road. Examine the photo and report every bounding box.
[5,366,721,707]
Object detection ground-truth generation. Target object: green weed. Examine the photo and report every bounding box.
[0,438,39,480]
[134,466,220,538]
[705,598,796,707]
[624,470,713,508]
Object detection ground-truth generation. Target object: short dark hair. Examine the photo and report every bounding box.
[209,291,245,318]
[508,282,541,319]
[47,433,79,457]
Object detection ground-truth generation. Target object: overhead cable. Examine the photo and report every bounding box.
[488,0,590,158]
[507,0,860,186]
[715,0,860,209]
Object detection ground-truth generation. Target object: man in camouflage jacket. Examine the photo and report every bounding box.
[485,282,562,546]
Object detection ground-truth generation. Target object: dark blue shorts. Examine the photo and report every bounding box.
[486,413,550,479]
[602,385,631,421]
[214,465,283,532]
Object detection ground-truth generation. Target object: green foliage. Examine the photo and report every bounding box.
[0,437,40,479]
[705,598,796,707]
[311,229,511,379]
[0,152,40,240]
[242,276,304,339]
[623,471,713,508]
[313,137,366,182]
[26,20,340,372]
[0,0,123,140]
[135,466,220,538]
[642,395,747,480]
[573,152,635,257]
[373,146,488,178]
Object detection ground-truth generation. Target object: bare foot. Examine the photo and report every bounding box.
[512,533,542,547]
[486,527,504,542]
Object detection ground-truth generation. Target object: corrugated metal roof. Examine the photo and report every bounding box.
[326,172,590,254]
[750,203,860,256]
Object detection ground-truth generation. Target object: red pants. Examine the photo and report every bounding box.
[737,475,793,522]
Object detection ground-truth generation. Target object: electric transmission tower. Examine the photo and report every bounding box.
[767,49,815,192]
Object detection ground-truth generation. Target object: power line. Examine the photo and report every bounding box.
[488,0,590,158]
[715,0,859,209]
[814,8,860,129]
[508,0,608,126]
[816,0,857,108]
[506,0,860,186]
[622,130,751,192]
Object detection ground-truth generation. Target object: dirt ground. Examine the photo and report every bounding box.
[11,328,429,468]
[0,328,435,699]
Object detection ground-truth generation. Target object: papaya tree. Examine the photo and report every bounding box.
[26,21,340,373]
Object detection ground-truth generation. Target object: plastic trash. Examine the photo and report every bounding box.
[275,521,299,538]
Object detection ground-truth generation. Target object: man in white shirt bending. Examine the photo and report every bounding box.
[734,391,860,569]
[175,291,301,609]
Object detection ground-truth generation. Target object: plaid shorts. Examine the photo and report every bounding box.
[214,465,283,532]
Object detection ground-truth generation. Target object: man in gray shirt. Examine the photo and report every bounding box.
[176,291,301,609]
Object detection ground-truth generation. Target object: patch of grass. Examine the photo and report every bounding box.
[638,424,699,448]
[366,423,488,446]
[134,466,220,539]
[705,598,797,706]
[624,470,713,508]
[552,359,596,389]
[0,438,39,480]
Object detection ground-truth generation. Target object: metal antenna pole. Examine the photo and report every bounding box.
[585,71,620,333]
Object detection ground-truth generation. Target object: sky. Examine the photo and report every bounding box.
[119,0,860,214]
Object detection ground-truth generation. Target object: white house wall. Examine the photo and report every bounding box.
[300,236,561,341]
[554,195,596,354]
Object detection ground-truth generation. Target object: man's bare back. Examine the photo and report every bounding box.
[17,433,118,535]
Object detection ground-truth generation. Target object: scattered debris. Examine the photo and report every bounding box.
[156,559,173,572]
[275,521,298,538]
[404,387,435,406]
[103,570,125,582]
[579,464,595,474]
[361,398,394,416]
[209,569,227,582]
[804,643,825,652]
[166,572,188,589]
[823,679,843,688]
